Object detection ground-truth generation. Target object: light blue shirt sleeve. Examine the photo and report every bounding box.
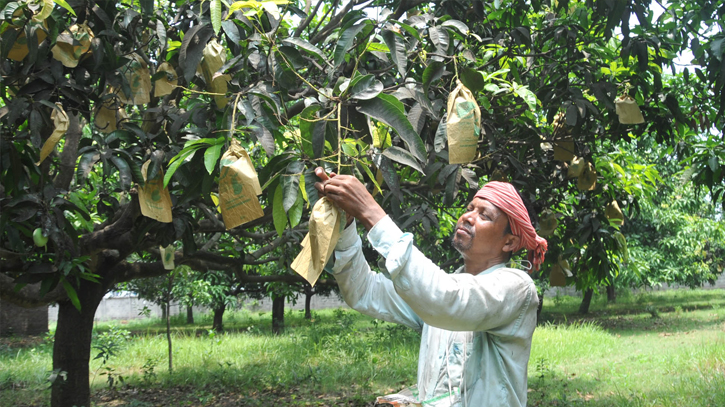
[331,218,423,331]
[365,216,536,334]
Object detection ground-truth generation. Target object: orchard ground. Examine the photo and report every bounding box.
[2,288,724,407]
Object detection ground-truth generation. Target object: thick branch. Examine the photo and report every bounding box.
[391,0,429,20]
[112,260,171,283]
[80,197,141,255]
[197,212,273,233]
[0,272,68,308]
[310,0,363,45]
[293,0,325,37]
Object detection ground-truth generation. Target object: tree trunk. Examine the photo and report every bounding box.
[161,303,167,320]
[50,282,104,407]
[272,296,284,334]
[606,284,616,303]
[536,292,544,324]
[304,285,313,320]
[186,304,194,324]
[166,301,172,373]
[579,288,594,314]
[212,304,225,332]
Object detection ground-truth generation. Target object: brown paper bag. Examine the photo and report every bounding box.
[291,197,343,287]
[219,139,264,230]
[154,62,178,97]
[159,245,175,270]
[567,156,585,178]
[6,20,48,61]
[200,39,231,109]
[605,200,624,226]
[94,97,128,133]
[615,96,645,124]
[138,160,173,223]
[549,264,567,287]
[538,210,558,237]
[447,80,481,164]
[50,23,93,68]
[577,161,597,191]
[36,103,69,165]
[117,53,151,105]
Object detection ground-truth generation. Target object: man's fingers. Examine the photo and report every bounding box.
[315,167,330,181]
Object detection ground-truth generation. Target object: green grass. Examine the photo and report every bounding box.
[2,289,725,406]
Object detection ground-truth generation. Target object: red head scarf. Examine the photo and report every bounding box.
[474,182,548,271]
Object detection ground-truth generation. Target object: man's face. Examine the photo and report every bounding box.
[451,198,512,258]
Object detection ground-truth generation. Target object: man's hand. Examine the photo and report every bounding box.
[314,167,387,231]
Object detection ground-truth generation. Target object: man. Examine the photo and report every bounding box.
[314,168,546,407]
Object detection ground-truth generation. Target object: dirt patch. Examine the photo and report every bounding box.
[93,385,377,407]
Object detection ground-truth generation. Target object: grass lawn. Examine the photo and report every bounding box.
[1,288,724,406]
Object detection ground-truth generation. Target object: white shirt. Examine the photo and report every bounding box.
[331,216,539,406]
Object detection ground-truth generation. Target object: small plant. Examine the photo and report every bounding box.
[674,305,683,315]
[646,305,660,318]
[99,365,125,389]
[91,326,131,388]
[138,305,152,318]
[536,357,550,380]
[553,292,564,307]
[141,357,159,386]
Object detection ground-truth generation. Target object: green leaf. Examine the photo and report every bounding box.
[109,155,132,190]
[299,105,325,158]
[357,94,426,162]
[334,23,367,69]
[303,169,321,209]
[348,74,383,100]
[164,147,200,188]
[62,279,81,311]
[211,0,222,36]
[179,24,214,83]
[378,155,402,202]
[422,61,445,93]
[396,22,422,41]
[281,38,328,64]
[441,20,469,36]
[382,146,425,174]
[460,68,484,93]
[204,143,223,175]
[53,0,76,16]
[76,152,101,184]
[382,30,407,78]
[428,26,449,53]
[434,119,447,153]
[282,161,304,212]
[515,86,538,110]
[272,183,288,236]
[288,190,304,228]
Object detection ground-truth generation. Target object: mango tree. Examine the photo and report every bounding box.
[0,0,720,406]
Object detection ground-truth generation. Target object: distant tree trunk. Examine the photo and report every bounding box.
[186,304,194,324]
[272,296,284,334]
[606,285,616,303]
[536,292,544,323]
[304,285,313,320]
[165,275,173,373]
[166,301,172,373]
[50,280,105,407]
[579,288,594,314]
[161,303,167,320]
[212,304,225,332]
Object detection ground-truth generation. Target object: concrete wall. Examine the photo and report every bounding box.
[45,272,725,323]
[0,300,48,337]
[48,293,349,322]
[544,270,725,297]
